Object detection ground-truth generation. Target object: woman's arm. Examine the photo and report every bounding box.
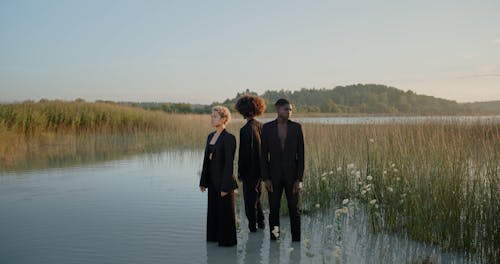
[199,134,212,189]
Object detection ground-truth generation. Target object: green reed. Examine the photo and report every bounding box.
[301,122,499,262]
[0,100,240,171]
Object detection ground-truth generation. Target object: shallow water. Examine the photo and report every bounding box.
[0,150,479,263]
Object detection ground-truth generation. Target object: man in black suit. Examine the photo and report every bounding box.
[260,98,305,241]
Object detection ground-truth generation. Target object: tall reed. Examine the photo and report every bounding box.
[301,122,499,262]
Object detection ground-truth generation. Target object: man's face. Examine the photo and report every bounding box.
[277,104,292,119]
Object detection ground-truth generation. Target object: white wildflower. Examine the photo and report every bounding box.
[335,208,342,217]
[304,238,311,248]
[315,203,320,209]
[347,163,355,170]
[361,190,367,195]
[367,175,373,181]
[369,138,375,143]
[342,198,349,205]
[335,246,341,260]
[387,187,394,193]
[369,199,377,205]
[342,206,349,214]
[336,166,342,172]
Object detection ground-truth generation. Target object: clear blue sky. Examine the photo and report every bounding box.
[1,0,499,103]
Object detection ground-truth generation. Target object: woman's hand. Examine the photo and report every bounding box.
[220,191,228,197]
[200,186,206,192]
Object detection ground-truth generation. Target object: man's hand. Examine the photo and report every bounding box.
[293,181,302,194]
[200,186,206,192]
[265,180,273,193]
[221,191,228,197]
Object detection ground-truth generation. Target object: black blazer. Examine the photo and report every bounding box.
[238,119,263,182]
[260,119,305,182]
[199,129,238,192]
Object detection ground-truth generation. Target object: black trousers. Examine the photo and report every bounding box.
[268,175,301,241]
[242,178,264,231]
[206,183,237,247]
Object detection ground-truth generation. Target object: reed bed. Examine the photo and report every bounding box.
[0,101,231,171]
[1,101,497,261]
[302,122,499,262]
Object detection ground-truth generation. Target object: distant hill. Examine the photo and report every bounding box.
[463,101,500,114]
[222,84,473,115]
[95,84,498,115]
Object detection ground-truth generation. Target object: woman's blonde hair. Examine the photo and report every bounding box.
[212,105,231,124]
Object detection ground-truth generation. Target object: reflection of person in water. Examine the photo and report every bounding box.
[242,230,265,264]
[199,106,238,247]
[205,242,237,264]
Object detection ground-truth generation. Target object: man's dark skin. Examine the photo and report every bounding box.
[264,103,302,194]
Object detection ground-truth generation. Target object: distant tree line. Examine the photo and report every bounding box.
[221,84,472,115]
[89,84,498,115]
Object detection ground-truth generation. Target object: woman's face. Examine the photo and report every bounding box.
[211,111,225,127]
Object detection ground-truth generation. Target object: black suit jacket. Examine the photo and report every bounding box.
[238,119,263,182]
[260,119,305,182]
[199,129,238,192]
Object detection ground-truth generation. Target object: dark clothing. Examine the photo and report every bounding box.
[238,119,263,181]
[200,130,238,192]
[200,129,238,247]
[242,179,264,231]
[268,173,301,241]
[260,120,305,183]
[238,119,265,231]
[260,119,305,241]
[206,182,237,247]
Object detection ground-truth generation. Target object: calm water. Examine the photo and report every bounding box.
[0,150,479,263]
[260,115,500,124]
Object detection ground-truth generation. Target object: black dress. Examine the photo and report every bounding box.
[200,130,238,247]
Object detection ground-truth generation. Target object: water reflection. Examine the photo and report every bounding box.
[0,150,481,263]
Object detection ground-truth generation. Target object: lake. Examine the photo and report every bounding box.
[0,150,479,263]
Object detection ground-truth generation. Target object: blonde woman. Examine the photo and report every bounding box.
[199,106,238,247]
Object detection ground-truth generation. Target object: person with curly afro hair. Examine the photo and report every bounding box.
[235,95,266,232]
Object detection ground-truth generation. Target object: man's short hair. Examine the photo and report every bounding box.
[274,98,291,107]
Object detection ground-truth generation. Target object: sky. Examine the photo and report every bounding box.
[1,0,499,104]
